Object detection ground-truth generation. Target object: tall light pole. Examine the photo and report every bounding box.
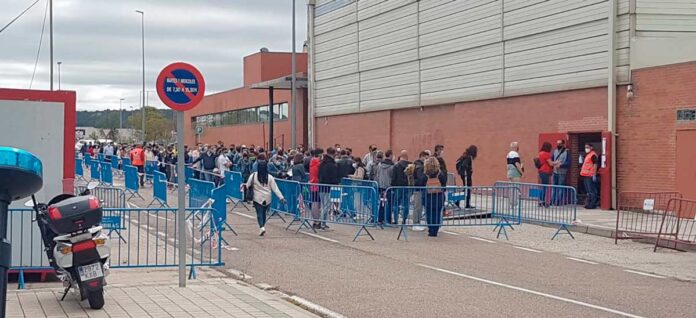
[57,61,62,90]
[119,98,125,129]
[290,0,297,149]
[49,0,54,90]
[136,10,146,143]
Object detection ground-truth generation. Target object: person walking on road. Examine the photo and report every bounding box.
[580,143,599,209]
[243,155,286,236]
[129,143,146,186]
[424,157,447,237]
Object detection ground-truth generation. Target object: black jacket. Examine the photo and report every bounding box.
[456,156,473,178]
[318,155,340,185]
[291,163,308,182]
[413,159,427,186]
[391,160,411,187]
[336,157,355,180]
[192,152,216,170]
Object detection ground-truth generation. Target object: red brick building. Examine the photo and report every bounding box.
[184,51,308,150]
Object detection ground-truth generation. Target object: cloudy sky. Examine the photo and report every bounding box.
[1,0,308,110]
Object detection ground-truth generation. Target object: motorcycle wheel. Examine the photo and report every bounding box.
[87,289,105,309]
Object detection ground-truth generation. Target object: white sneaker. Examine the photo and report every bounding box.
[259,227,266,236]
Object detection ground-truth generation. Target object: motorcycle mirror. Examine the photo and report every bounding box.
[87,181,99,190]
[24,199,35,207]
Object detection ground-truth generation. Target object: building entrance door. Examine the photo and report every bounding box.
[676,130,696,200]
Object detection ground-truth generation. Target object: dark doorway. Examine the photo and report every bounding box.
[569,132,602,201]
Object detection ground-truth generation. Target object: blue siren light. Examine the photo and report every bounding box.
[0,147,43,200]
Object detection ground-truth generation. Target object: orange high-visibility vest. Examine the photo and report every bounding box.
[580,151,598,177]
[130,148,144,166]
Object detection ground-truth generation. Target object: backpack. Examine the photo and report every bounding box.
[426,175,443,193]
[533,157,542,169]
[404,163,416,186]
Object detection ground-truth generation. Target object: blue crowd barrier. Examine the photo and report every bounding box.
[493,181,577,239]
[8,207,224,288]
[385,186,522,240]
[97,153,104,162]
[124,164,144,200]
[223,170,249,211]
[84,154,93,167]
[145,160,158,182]
[210,185,236,238]
[149,170,169,207]
[296,183,379,241]
[89,159,100,180]
[189,178,215,209]
[75,158,86,182]
[269,179,302,228]
[100,161,113,185]
[122,157,131,167]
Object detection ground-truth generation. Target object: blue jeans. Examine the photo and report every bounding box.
[202,169,215,183]
[538,173,551,205]
[392,189,411,224]
[254,202,269,228]
[552,173,567,205]
[425,192,445,236]
[583,177,598,209]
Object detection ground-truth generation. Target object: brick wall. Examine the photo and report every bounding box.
[315,87,607,186]
[617,61,696,193]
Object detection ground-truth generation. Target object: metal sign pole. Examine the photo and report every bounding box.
[176,111,186,288]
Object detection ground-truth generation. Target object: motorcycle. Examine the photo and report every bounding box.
[25,181,111,309]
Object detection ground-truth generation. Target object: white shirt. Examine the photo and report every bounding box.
[216,154,231,174]
[103,145,114,156]
[245,173,284,206]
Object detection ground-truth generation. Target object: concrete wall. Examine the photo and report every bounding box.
[316,87,607,186]
[311,0,630,117]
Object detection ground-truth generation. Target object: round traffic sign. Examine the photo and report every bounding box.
[195,126,204,134]
[156,62,205,112]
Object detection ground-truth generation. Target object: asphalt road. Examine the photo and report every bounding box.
[220,208,696,318]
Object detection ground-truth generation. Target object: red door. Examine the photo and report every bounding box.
[676,130,696,200]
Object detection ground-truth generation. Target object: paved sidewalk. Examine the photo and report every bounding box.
[7,276,319,318]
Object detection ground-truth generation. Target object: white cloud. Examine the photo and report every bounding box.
[0,0,307,110]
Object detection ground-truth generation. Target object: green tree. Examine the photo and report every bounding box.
[88,131,99,140]
[128,106,174,143]
[107,128,119,142]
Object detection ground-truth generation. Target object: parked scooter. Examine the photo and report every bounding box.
[25,181,110,309]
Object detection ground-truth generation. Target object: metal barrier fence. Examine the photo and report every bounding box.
[494,181,577,239]
[74,185,127,209]
[100,160,113,185]
[75,158,87,182]
[145,160,158,183]
[89,160,100,180]
[269,179,302,228]
[189,178,215,209]
[124,164,145,200]
[385,186,522,240]
[8,207,224,287]
[655,198,696,252]
[149,171,169,207]
[615,192,682,244]
[296,183,379,241]
[223,170,249,211]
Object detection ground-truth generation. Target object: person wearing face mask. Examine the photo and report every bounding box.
[580,143,599,209]
[552,140,570,205]
[191,145,217,182]
[434,144,447,174]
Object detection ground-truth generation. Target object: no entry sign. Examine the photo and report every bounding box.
[156,62,205,111]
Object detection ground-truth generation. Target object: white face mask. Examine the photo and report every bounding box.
[585,148,591,154]
[352,163,358,168]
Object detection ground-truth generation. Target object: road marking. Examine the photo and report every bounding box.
[128,201,140,209]
[442,230,460,236]
[233,212,256,220]
[566,257,598,265]
[299,231,340,244]
[223,246,239,251]
[417,264,645,318]
[513,246,542,253]
[623,270,665,279]
[469,236,495,243]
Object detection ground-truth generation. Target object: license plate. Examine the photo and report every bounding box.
[78,263,103,281]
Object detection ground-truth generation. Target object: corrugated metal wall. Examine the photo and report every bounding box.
[312,0,631,117]
[636,0,696,34]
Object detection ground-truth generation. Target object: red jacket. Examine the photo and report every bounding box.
[309,157,320,191]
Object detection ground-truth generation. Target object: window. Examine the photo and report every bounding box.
[190,102,289,128]
[677,109,696,122]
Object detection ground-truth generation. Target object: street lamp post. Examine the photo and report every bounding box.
[291,0,297,149]
[136,10,146,144]
[57,61,62,90]
[119,98,125,130]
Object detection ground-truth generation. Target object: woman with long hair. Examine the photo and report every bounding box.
[423,157,448,237]
[243,154,286,236]
[456,145,478,209]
